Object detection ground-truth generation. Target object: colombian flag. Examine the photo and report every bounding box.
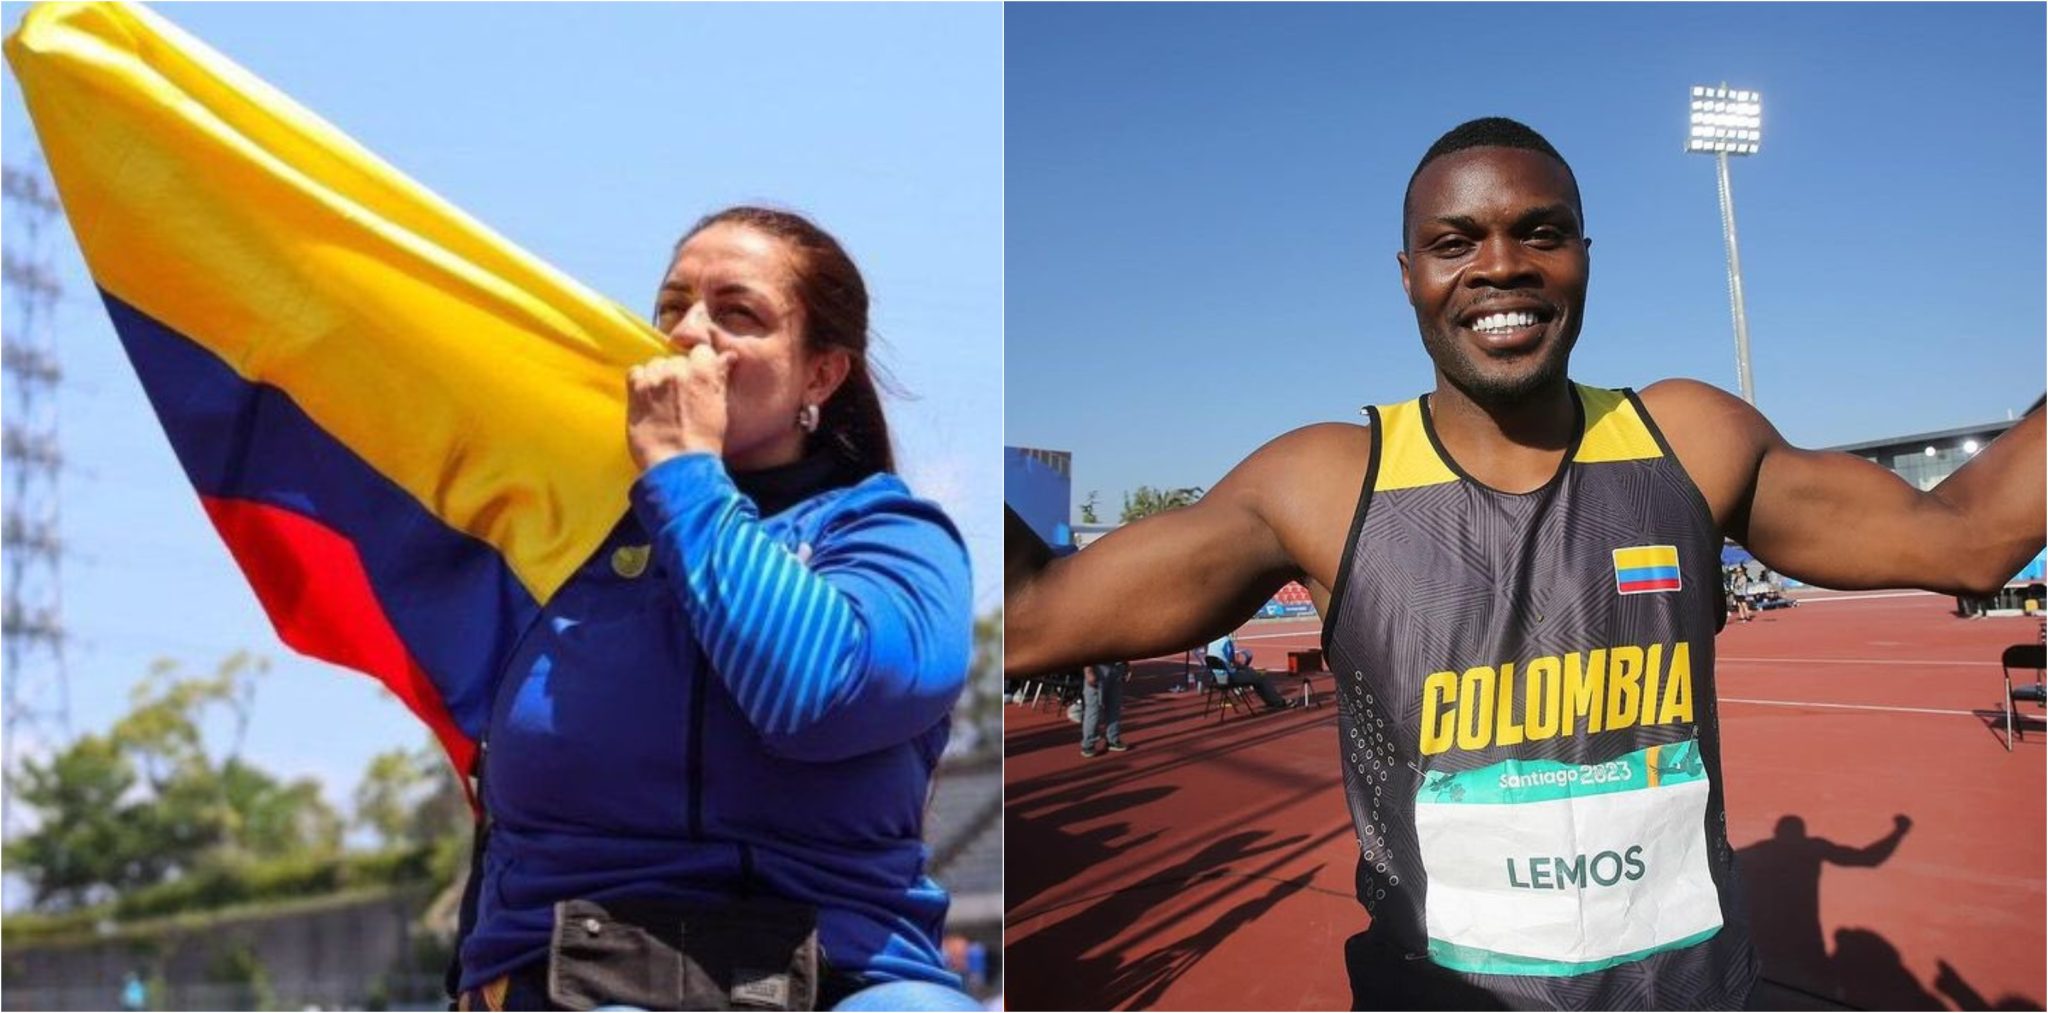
[5,3,671,785]
[1613,545,1683,595]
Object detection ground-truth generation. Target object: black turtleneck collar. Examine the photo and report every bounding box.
[731,450,857,518]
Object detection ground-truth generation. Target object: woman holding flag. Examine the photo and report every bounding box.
[451,207,979,1011]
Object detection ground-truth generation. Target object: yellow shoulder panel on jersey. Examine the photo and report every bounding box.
[1576,385,1663,464]
[1374,397,1459,492]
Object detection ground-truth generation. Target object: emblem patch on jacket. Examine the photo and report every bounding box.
[611,544,650,578]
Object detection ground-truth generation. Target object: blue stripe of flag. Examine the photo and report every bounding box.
[106,290,538,743]
[1617,566,1680,583]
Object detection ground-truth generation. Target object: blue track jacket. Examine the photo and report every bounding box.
[459,452,973,991]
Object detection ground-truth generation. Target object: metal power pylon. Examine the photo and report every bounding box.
[3,160,70,833]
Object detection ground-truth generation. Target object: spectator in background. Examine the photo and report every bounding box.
[120,970,145,1012]
[965,940,989,992]
[1210,630,1255,670]
[1760,569,1795,610]
[1739,565,1762,621]
[1081,660,1133,756]
[1725,565,1753,624]
[1206,632,1294,711]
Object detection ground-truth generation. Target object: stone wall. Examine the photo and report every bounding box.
[3,886,441,1011]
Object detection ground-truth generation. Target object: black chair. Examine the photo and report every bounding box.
[2001,643,2045,751]
[1010,673,1048,708]
[1048,670,1087,714]
[1018,669,1082,714]
[1201,655,1256,722]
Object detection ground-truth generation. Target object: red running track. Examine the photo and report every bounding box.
[1003,591,2046,1010]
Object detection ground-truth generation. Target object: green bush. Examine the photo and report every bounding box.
[0,907,101,942]
[4,845,441,943]
[209,943,276,1011]
[109,846,435,921]
[352,844,433,885]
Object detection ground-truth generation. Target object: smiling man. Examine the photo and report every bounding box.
[1004,118,2046,1010]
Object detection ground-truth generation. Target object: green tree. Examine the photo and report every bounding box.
[407,752,468,850]
[5,733,149,908]
[1079,491,1100,525]
[5,652,344,911]
[111,654,284,867]
[1120,485,1204,523]
[219,759,343,860]
[353,748,428,849]
[353,742,465,850]
[113,653,263,788]
[962,609,1003,754]
[210,943,276,1011]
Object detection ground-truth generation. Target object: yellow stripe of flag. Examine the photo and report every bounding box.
[1613,545,1680,571]
[6,2,666,605]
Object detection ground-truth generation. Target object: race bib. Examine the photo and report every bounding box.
[1414,740,1723,976]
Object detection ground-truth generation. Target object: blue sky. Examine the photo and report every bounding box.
[0,1,1001,883]
[1006,3,2046,515]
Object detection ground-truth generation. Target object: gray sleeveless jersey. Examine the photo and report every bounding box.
[1323,384,1760,1010]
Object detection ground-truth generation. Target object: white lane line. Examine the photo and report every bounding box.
[1721,656,2001,667]
[1236,629,1321,642]
[1721,696,1978,717]
[1790,591,1942,603]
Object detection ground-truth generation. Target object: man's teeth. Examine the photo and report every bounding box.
[1471,311,1539,334]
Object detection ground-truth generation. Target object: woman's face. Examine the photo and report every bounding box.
[655,222,848,471]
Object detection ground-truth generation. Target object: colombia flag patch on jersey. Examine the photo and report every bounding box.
[1613,545,1683,595]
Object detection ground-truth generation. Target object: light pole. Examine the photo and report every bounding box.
[1687,85,1762,405]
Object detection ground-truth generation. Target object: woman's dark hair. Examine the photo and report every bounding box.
[676,205,896,478]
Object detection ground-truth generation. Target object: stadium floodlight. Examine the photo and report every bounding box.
[1687,84,1763,404]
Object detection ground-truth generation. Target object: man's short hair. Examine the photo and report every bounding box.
[1403,117,1582,246]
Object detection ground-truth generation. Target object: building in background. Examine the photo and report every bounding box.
[1007,447,1318,621]
[1826,416,2025,491]
[1802,400,2048,589]
[1005,446,1074,549]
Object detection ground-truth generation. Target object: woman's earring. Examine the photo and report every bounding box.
[797,403,821,433]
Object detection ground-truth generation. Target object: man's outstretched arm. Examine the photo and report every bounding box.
[1824,814,1913,869]
[1644,379,2045,595]
[1005,427,1348,676]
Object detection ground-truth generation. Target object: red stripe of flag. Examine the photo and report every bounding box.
[200,495,479,808]
[1618,577,1683,594]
